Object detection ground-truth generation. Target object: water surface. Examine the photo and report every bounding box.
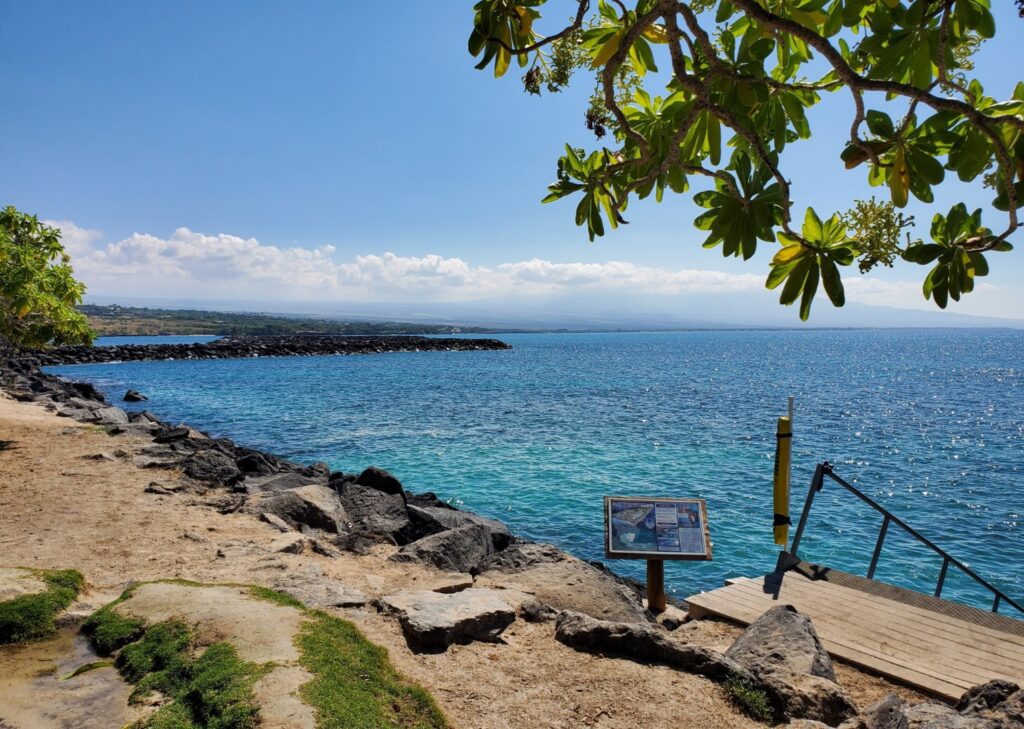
[50,329,1024,609]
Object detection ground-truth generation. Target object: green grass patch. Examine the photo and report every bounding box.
[0,568,85,644]
[82,611,266,729]
[82,599,146,656]
[81,581,449,729]
[297,612,448,729]
[723,676,774,723]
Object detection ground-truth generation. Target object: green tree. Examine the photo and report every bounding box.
[0,206,92,347]
[468,0,1021,319]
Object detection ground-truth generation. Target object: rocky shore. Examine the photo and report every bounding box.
[2,341,1022,729]
[23,333,511,366]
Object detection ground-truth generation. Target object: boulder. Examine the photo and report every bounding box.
[379,588,515,651]
[94,406,130,425]
[336,483,411,542]
[903,703,998,728]
[183,449,241,485]
[957,681,1020,715]
[247,485,349,533]
[838,693,907,729]
[301,461,332,480]
[153,426,191,443]
[245,472,324,493]
[555,611,756,686]
[726,604,836,681]
[354,466,405,498]
[269,533,306,554]
[260,513,293,533]
[123,389,148,402]
[391,524,494,574]
[235,450,282,476]
[407,504,512,549]
[272,573,368,609]
[477,541,566,573]
[726,605,856,726]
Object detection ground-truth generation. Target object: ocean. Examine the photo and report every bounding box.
[48,329,1024,610]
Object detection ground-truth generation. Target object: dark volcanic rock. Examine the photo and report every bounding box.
[183,449,242,485]
[407,504,512,549]
[956,680,1020,714]
[555,611,756,686]
[355,466,405,498]
[727,605,857,726]
[335,482,411,542]
[123,389,148,402]
[153,426,191,443]
[726,604,836,681]
[477,542,566,573]
[246,485,349,533]
[29,334,511,366]
[244,472,324,493]
[391,524,495,574]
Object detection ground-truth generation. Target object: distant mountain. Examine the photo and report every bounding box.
[83,293,1024,332]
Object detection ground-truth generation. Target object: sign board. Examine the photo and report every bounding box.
[604,496,712,560]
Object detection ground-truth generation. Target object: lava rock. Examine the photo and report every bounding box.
[123,389,148,402]
[379,588,516,651]
[354,466,406,498]
[247,485,349,533]
[727,605,857,726]
[244,472,324,493]
[183,448,242,485]
[335,482,411,542]
[555,611,758,686]
[391,524,495,574]
[407,504,513,549]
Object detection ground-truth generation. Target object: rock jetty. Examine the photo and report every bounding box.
[21,333,511,366]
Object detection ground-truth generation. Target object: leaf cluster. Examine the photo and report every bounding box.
[467,0,1022,319]
[1,206,93,348]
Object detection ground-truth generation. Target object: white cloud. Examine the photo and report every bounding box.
[55,224,768,301]
[48,221,1007,316]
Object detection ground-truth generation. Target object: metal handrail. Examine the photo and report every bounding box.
[789,461,1024,617]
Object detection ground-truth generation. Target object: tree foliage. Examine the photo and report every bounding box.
[0,206,92,347]
[468,0,1021,319]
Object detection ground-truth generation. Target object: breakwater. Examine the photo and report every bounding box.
[25,334,510,366]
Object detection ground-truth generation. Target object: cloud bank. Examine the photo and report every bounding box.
[48,220,995,315]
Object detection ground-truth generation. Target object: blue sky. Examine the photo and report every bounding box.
[2,1,1022,322]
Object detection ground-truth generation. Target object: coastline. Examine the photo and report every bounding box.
[6,339,1011,728]
[27,333,511,366]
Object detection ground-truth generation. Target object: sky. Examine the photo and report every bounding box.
[2,1,1023,325]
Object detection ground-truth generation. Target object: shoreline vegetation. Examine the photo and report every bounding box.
[2,339,1021,728]
[80,304,513,337]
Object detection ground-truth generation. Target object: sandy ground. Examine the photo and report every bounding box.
[0,394,928,728]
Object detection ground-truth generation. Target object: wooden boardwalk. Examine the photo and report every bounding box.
[686,564,1024,701]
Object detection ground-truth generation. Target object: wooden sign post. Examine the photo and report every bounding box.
[604,496,713,615]
[646,559,667,613]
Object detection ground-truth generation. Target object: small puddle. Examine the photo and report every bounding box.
[0,628,142,729]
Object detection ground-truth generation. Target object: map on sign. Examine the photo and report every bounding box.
[604,496,712,560]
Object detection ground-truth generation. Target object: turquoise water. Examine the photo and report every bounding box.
[51,329,1024,610]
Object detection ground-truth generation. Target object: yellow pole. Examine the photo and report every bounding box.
[773,415,792,547]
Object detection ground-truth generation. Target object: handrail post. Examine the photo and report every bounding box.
[867,515,890,580]
[789,462,825,558]
[993,594,1001,614]
[935,557,949,598]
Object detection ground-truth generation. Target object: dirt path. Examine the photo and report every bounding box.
[0,395,925,728]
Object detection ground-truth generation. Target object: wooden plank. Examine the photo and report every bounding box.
[717,583,1017,686]
[686,572,1024,701]
[725,578,1024,673]
[743,575,1024,652]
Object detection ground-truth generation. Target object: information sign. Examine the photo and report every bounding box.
[604,496,712,560]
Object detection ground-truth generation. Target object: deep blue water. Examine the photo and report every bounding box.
[50,330,1024,611]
